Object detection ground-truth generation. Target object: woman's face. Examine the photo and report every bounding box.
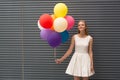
[78,21,86,32]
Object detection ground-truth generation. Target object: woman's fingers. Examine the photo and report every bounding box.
[55,59,61,64]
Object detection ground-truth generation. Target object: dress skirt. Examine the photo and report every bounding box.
[65,52,95,77]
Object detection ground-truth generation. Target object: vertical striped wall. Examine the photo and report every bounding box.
[0,0,120,80]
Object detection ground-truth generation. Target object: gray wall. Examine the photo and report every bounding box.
[0,0,120,80]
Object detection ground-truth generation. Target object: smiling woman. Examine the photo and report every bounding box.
[55,20,95,80]
[0,0,120,80]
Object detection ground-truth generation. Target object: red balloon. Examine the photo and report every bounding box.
[39,14,53,29]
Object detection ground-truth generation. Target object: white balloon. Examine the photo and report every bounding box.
[37,20,44,30]
[53,17,68,32]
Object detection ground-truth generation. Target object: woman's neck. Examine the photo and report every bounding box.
[79,31,86,37]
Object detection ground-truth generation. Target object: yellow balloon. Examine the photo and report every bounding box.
[53,17,68,32]
[54,3,68,17]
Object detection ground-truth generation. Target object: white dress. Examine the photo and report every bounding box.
[65,34,95,77]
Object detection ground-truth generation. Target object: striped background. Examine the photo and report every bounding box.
[0,0,120,80]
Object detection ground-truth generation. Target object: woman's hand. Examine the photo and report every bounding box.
[55,58,64,64]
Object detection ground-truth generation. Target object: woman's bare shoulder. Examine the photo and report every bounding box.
[88,35,94,40]
[73,34,78,37]
[71,34,78,39]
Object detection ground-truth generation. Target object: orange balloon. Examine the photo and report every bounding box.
[51,14,56,20]
[50,26,54,31]
[50,14,56,31]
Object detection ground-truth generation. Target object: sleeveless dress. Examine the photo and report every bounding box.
[65,34,95,77]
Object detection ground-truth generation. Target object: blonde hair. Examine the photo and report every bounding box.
[78,20,89,35]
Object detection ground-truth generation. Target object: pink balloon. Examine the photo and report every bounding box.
[65,15,75,30]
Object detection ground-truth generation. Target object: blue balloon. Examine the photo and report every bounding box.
[60,30,69,43]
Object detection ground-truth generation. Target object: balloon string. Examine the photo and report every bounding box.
[54,48,57,60]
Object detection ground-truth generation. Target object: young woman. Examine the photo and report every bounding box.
[55,20,95,80]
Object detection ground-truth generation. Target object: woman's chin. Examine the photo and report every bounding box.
[79,29,84,31]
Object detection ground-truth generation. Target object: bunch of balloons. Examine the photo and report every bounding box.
[38,3,75,48]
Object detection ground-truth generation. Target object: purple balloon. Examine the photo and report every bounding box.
[47,32,61,48]
[40,29,53,40]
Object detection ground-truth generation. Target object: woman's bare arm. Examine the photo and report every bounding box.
[59,35,75,61]
[88,36,94,67]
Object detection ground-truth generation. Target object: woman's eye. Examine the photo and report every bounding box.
[82,24,84,26]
